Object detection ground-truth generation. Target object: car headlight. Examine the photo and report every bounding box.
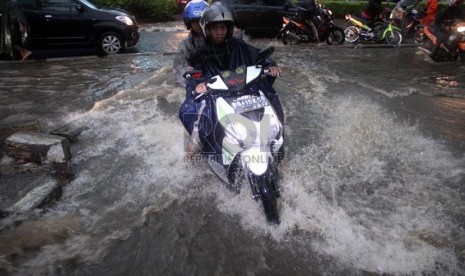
[457,26,465,33]
[116,15,134,26]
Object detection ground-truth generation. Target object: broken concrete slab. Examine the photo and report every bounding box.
[0,173,63,220]
[6,176,62,214]
[50,121,87,142]
[3,131,71,165]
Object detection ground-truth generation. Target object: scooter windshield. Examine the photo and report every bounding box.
[216,65,248,93]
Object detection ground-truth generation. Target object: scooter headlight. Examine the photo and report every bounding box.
[242,147,268,176]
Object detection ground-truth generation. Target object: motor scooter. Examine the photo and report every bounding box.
[418,20,465,62]
[184,47,284,224]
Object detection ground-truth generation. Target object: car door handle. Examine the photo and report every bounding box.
[44,15,53,18]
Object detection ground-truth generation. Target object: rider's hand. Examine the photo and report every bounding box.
[195,82,207,94]
[267,66,282,77]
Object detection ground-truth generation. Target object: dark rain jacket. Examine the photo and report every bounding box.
[189,37,269,82]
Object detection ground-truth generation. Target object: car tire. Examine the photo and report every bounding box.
[99,32,124,55]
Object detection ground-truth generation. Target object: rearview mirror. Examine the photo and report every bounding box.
[257,46,274,64]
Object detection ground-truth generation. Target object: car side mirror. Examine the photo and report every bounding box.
[257,46,274,64]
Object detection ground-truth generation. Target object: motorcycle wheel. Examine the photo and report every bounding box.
[344,26,360,43]
[385,30,403,46]
[326,28,345,45]
[252,171,280,224]
[460,51,465,63]
[282,27,301,45]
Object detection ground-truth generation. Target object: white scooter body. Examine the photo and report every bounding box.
[206,65,283,194]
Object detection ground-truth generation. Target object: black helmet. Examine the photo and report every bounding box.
[199,2,234,41]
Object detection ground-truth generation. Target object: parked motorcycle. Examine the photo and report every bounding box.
[344,14,403,45]
[418,20,465,62]
[390,4,423,41]
[278,3,344,45]
[278,16,320,45]
[312,3,345,45]
[184,47,284,224]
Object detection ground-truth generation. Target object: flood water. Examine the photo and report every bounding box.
[0,21,464,275]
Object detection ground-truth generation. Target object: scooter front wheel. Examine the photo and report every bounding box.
[250,171,279,224]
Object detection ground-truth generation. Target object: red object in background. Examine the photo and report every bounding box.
[422,0,438,26]
[177,0,191,11]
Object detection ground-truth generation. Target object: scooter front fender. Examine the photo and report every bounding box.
[242,147,270,176]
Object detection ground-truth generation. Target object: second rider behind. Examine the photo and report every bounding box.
[173,0,209,87]
[179,2,284,154]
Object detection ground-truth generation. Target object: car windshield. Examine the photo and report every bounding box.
[79,0,98,9]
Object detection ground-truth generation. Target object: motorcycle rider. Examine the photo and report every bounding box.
[361,0,387,22]
[296,0,320,43]
[430,0,465,59]
[390,0,421,27]
[421,0,438,26]
[297,0,317,22]
[4,0,32,60]
[179,2,283,155]
[173,0,209,88]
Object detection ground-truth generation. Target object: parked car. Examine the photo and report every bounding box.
[2,0,139,55]
[220,0,297,37]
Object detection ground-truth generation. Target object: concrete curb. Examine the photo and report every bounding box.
[351,43,419,49]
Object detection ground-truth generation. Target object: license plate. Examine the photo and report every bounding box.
[227,94,269,113]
